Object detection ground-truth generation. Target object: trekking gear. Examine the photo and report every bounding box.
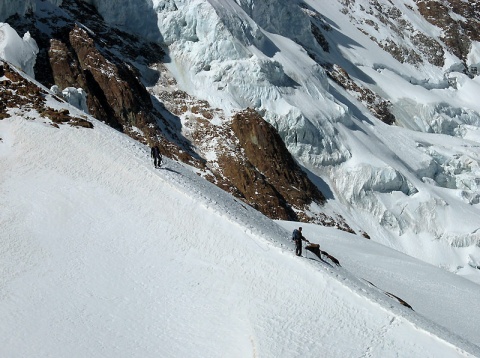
[305,243,321,260]
[292,229,301,241]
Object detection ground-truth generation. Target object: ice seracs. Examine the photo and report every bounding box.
[0,23,38,78]
[51,85,89,114]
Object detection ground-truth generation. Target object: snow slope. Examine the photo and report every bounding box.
[2,0,479,282]
[148,0,480,280]
[1,95,480,357]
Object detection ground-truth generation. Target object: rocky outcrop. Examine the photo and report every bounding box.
[46,24,157,133]
[0,61,47,117]
[338,0,480,68]
[230,108,325,215]
[9,0,166,137]
[0,61,93,128]
[325,64,395,124]
[338,0,446,67]
[300,3,332,53]
[158,86,328,220]
[416,0,480,63]
[48,37,115,126]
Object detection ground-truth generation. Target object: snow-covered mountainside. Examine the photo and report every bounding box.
[149,0,480,278]
[1,65,480,357]
[1,0,480,296]
[2,1,480,355]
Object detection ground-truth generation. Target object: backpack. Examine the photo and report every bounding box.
[292,229,301,241]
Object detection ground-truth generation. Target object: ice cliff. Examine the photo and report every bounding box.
[0,23,38,77]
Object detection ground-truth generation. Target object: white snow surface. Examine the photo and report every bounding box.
[0,23,38,78]
[467,42,480,68]
[1,102,480,357]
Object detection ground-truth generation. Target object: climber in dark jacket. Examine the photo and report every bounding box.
[292,227,309,256]
[151,144,162,168]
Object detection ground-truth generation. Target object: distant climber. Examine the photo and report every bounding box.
[292,227,309,256]
[151,144,162,168]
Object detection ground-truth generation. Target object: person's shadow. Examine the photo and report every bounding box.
[159,167,182,175]
[307,256,333,267]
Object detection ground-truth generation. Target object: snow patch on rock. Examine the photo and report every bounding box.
[467,41,480,68]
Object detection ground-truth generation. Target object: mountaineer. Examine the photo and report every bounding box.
[292,227,309,257]
[151,144,162,168]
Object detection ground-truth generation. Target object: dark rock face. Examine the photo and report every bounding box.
[9,0,166,137]
[48,36,118,127]
[230,109,325,220]
[416,0,480,63]
[46,24,157,132]
[164,93,327,220]
[66,24,152,131]
[311,22,330,53]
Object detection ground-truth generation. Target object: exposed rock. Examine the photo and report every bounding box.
[300,3,332,53]
[231,108,325,213]
[0,62,45,114]
[163,92,328,221]
[0,62,93,128]
[361,231,371,239]
[39,107,71,123]
[311,22,330,52]
[68,24,151,130]
[48,37,111,124]
[48,39,84,90]
[217,153,295,220]
[325,64,395,124]
[416,0,480,62]
[343,0,480,67]
[339,0,445,67]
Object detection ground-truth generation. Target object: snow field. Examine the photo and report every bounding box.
[1,113,479,357]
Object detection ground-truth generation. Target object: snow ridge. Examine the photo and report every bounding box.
[1,109,479,356]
